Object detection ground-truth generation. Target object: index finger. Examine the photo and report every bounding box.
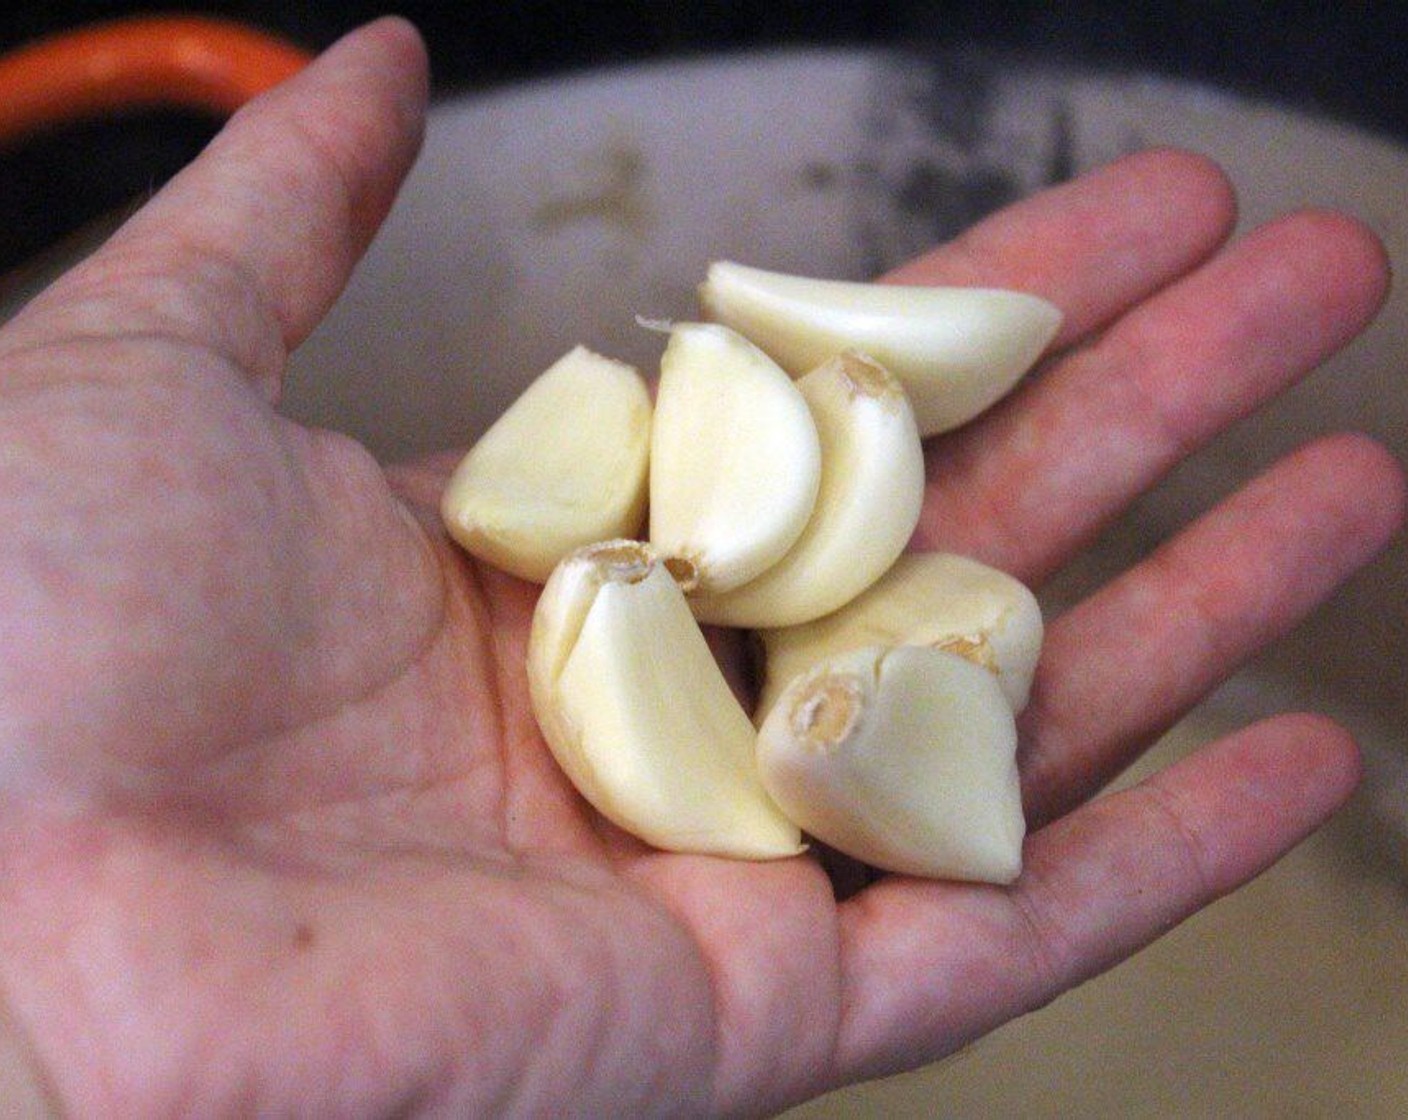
[894,151,1389,584]
[884,147,1238,349]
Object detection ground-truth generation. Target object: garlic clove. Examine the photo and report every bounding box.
[689,352,924,629]
[527,540,804,859]
[756,552,1043,722]
[698,260,1063,436]
[756,644,1025,883]
[440,346,651,582]
[527,539,656,785]
[648,322,821,594]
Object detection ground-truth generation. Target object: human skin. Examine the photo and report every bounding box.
[0,18,1402,1117]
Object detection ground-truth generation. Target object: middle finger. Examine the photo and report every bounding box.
[913,209,1390,584]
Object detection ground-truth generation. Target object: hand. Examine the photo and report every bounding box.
[0,19,1400,1117]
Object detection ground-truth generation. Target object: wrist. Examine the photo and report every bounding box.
[0,996,59,1118]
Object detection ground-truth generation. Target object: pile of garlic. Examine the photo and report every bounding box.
[441,261,1060,883]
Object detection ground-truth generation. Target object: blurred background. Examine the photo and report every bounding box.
[4,2,1408,272]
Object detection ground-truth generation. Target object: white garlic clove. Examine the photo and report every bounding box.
[527,540,804,859]
[698,260,1063,436]
[440,346,651,582]
[756,552,1044,722]
[648,322,821,594]
[757,644,1025,883]
[689,352,924,629]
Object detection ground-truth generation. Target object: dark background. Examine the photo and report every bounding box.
[2,2,1406,274]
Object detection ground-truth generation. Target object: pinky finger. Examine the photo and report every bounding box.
[1006,711,1362,992]
[833,712,1360,1085]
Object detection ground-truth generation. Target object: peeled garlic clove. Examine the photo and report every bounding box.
[690,352,924,629]
[441,346,651,582]
[757,644,1024,883]
[698,260,1062,436]
[527,540,803,859]
[756,551,1043,721]
[648,322,821,594]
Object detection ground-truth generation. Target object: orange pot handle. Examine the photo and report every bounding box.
[0,15,313,147]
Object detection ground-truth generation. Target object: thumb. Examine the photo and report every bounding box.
[2,18,429,401]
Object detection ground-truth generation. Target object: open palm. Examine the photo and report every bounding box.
[0,20,1400,1117]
